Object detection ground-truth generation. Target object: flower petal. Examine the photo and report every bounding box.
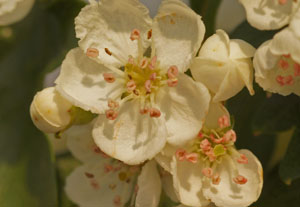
[75,0,152,67]
[239,0,293,30]
[65,161,134,207]
[64,122,110,163]
[161,170,179,202]
[93,101,167,165]
[229,39,256,60]
[55,48,122,114]
[155,144,177,173]
[203,150,263,207]
[157,74,210,146]
[204,102,230,129]
[171,156,210,207]
[136,161,162,207]
[152,0,205,72]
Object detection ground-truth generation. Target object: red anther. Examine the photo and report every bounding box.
[145,80,152,93]
[140,107,149,115]
[127,80,136,91]
[198,131,203,138]
[167,65,179,78]
[185,153,198,163]
[149,108,161,118]
[140,57,148,69]
[85,172,94,178]
[147,29,152,39]
[167,78,178,87]
[278,0,288,5]
[108,99,119,109]
[283,54,291,58]
[285,75,294,85]
[104,164,114,173]
[86,48,99,58]
[150,73,157,81]
[103,73,115,83]
[237,153,248,164]
[278,59,289,70]
[276,75,285,86]
[200,139,211,151]
[294,63,300,76]
[224,129,236,143]
[202,167,213,178]
[210,134,223,144]
[130,29,140,41]
[233,175,248,185]
[175,149,186,161]
[212,173,221,185]
[105,109,118,120]
[218,115,230,128]
[149,56,157,70]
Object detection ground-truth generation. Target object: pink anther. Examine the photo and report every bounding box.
[218,115,230,128]
[212,173,221,185]
[185,153,198,163]
[130,29,140,41]
[149,56,157,70]
[198,131,204,139]
[206,149,216,162]
[167,78,178,87]
[237,153,248,164]
[113,195,121,206]
[140,57,148,69]
[140,107,149,115]
[210,134,223,144]
[294,63,300,76]
[175,149,186,161]
[128,56,135,65]
[103,73,115,83]
[278,0,288,5]
[200,139,211,151]
[223,129,237,143]
[105,109,118,120]
[145,80,152,93]
[150,73,157,81]
[285,75,294,85]
[167,65,179,79]
[86,48,99,58]
[276,75,285,86]
[149,108,161,118]
[202,167,213,178]
[104,164,114,173]
[108,99,119,109]
[127,80,136,91]
[278,59,289,70]
[233,175,248,185]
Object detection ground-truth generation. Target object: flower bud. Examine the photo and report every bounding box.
[30,87,72,133]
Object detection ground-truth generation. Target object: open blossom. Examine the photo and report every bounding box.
[156,102,263,207]
[191,30,255,102]
[254,7,300,96]
[0,0,35,26]
[63,122,170,207]
[238,0,300,30]
[55,0,210,165]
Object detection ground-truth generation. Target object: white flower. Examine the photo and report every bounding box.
[55,0,210,165]
[64,123,166,207]
[30,87,72,133]
[254,8,300,96]
[190,30,255,102]
[238,0,300,30]
[0,0,35,26]
[155,102,263,207]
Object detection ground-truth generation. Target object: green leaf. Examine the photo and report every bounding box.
[279,128,300,184]
[252,94,299,134]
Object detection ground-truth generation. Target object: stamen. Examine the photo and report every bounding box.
[105,109,118,120]
[278,59,289,70]
[202,167,213,178]
[113,195,121,206]
[206,149,216,162]
[149,56,157,70]
[237,153,248,164]
[128,56,135,65]
[294,63,300,76]
[85,172,94,178]
[86,48,99,58]
[167,78,178,87]
[175,149,186,161]
[127,80,137,92]
[218,115,230,128]
[140,107,149,115]
[104,164,114,173]
[198,131,204,139]
[130,29,140,41]
[212,173,221,185]
[223,129,236,143]
[185,153,198,163]
[108,99,119,109]
[276,75,285,86]
[150,73,157,81]
[233,175,248,185]
[105,48,112,56]
[145,80,152,93]
[103,73,116,83]
[285,75,294,85]
[200,139,211,151]
[147,29,152,39]
[139,57,148,69]
[278,0,288,5]
[167,65,179,79]
[90,179,100,189]
[149,107,161,118]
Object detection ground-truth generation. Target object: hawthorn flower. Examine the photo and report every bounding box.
[254,8,300,96]
[0,0,35,26]
[156,102,263,207]
[238,0,300,30]
[190,30,255,102]
[64,123,168,207]
[55,0,210,164]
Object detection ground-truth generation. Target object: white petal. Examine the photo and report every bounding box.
[198,30,230,63]
[0,0,35,26]
[157,74,210,146]
[155,144,177,173]
[171,156,210,207]
[93,101,167,165]
[204,102,230,129]
[290,7,300,38]
[239,0,293,30]
[161,171,179,202]
[55,48,122,114]
[65,161,135,207]
[64,122,109,163]
[75,0,152,67]
[229,39,256,60]
[203,150,263,207]
[152,0,205,72]
[136,161,162,207]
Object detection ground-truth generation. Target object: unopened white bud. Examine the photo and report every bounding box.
[30,87,72,133]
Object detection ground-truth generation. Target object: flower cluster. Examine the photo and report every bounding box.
[29,0,266,207]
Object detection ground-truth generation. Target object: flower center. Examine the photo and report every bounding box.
[275,54,300,87]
